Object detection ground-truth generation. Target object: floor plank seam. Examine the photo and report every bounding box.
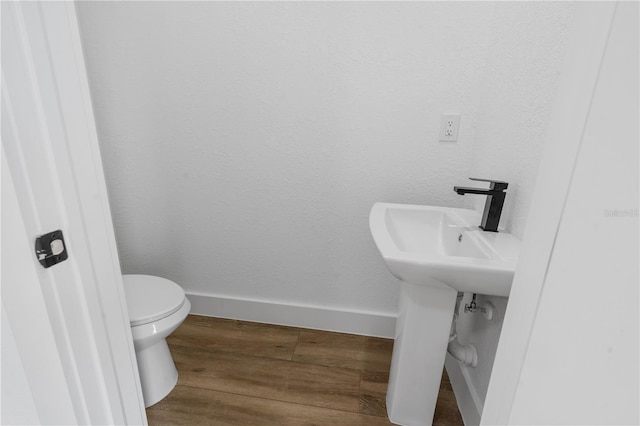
[290,329,301,361]
[169,342,388,375]
[172,383,387,419]
[279,354,392,373]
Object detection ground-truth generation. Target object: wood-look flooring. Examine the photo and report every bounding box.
[146,315,464,425]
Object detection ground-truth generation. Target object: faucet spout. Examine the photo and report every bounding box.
[453,178,508,232]
[453,186,503,196]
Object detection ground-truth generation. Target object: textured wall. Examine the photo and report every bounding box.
[468,2,574,240]
[77,0,574,415]
[77,1,495,315]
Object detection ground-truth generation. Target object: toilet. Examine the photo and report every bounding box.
[123,274,191,407]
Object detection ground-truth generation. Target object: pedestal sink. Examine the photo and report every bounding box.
[369,203,520,425]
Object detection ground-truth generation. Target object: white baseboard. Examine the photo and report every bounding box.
[185,291,396,339]
[445,354,483,426]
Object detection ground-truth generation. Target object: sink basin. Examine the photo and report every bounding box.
[370,202,520,297]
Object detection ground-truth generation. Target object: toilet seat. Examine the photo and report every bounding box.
[123,274,186,326]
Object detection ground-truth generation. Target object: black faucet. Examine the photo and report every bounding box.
[453,178,508,232]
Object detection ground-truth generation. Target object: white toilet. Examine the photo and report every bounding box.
[123,274,191,407]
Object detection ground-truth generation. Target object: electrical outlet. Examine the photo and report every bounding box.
[439,114,461,142]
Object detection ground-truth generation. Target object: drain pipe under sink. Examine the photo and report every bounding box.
[448,292,478,368]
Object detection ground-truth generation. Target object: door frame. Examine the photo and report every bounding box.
[2,2,146,424]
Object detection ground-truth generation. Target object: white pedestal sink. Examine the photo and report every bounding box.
[369,203,520,426]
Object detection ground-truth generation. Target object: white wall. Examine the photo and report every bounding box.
[468,2,574,239]
[77,1,497,318]
[77,2,575,419]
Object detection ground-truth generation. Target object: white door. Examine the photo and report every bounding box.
[483,2,639,424]
[1,2,146,424]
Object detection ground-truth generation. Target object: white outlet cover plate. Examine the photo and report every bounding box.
[439,114,461,142]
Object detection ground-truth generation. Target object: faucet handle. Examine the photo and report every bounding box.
[468,177,508,191]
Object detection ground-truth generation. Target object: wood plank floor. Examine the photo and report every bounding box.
[146,315,464,425]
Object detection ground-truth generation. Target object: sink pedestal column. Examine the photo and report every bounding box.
[387,281,457,425]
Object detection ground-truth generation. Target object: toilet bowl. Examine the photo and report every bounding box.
[123,274,191,407]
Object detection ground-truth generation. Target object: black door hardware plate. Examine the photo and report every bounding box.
[35,229,68,268]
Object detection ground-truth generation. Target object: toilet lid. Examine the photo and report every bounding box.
[123,275,186,326]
